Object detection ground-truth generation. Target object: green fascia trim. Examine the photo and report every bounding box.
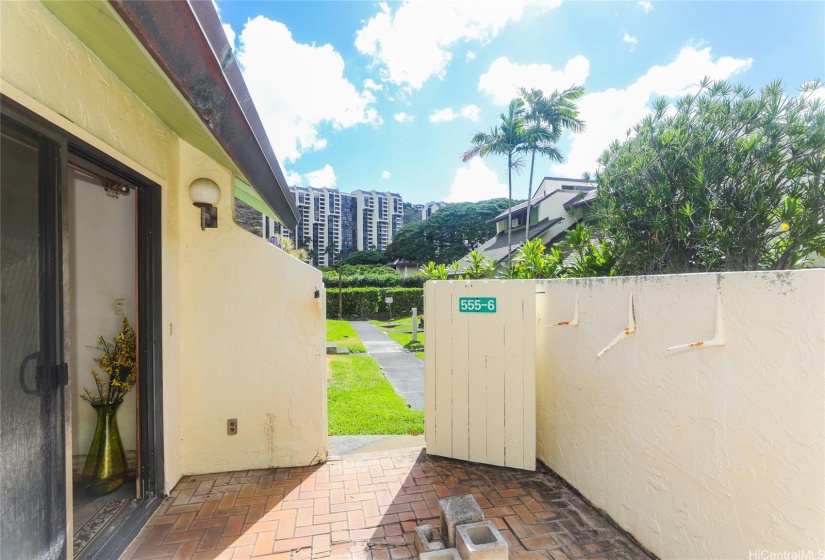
[42,0,287,225]
[234,177,278,222]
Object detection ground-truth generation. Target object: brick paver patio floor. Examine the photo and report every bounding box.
[121,446,653,560]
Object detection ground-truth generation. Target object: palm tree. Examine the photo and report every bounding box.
[519,86,585,240]
[274,234,309,261]
[462,98,528,265]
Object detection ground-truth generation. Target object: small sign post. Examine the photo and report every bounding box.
[385,296,394,320]
[411,307,418,343]
[458,297,497,313]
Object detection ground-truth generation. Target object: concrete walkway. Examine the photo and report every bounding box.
[328,435,425,457]
[349,321,424,410]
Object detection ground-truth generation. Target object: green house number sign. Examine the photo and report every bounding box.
[458,297,497,313]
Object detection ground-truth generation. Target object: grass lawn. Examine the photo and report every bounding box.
[326,319,366,353]
[327,355,424,435]
[369,315,425,360]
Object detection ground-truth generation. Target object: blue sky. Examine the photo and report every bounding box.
[214,1,825,205]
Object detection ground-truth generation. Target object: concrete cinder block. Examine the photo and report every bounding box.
[414,524,445,553]
[456,521,508,560]
[439,494,484,548]
[420,548,462,560]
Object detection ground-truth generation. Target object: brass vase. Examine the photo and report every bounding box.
[82,401,127,496]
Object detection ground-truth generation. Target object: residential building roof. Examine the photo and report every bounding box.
[458,217,563,270]
[85,1,301,228]
[487,191,564,224]
[563,190,597,209]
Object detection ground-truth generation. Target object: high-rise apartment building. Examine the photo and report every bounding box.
[352,190,403,253]
[261,187,402,266]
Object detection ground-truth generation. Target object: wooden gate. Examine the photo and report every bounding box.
[424,280,536,470]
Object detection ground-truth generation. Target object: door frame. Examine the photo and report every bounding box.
[1,96,165,557]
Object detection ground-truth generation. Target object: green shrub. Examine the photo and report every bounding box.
[320,264,396,275]
[325,287,424,318]
[378,288,424,314]
[322,271,425,288]
[326,288,382,319]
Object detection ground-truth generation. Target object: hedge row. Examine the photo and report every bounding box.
[322,273,426,289]
[326,287,424,319]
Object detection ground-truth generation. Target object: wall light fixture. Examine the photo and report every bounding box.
[189,177,221,229]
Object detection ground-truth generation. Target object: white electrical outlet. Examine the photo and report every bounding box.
[114,299,127,316]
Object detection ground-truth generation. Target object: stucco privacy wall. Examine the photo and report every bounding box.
[535,271,825,559]
[177,141,327,474]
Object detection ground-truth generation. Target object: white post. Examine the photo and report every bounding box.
[411,307,418,343]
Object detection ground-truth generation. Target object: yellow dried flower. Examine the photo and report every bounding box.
[80,317,136,405]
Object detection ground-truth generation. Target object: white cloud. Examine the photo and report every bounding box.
[479,55,590,104]
[429,108,457,123]
[382,170,391,179]
[466,50,476,61]
[305,164,337,188]
[284,169,303,186]
[445,158,507,202]
[553,46,753,177]
[460,104,481,121]
[364,79,383,91]
[355,1,561,90]
[638,1,653,12]
[623,33,638,50]
[234,16,380,162]
[394,112,414,123]
[429,104,482,123]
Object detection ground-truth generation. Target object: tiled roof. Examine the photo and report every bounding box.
[563,190,597,209]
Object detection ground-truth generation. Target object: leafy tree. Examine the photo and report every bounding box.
[384,220,435,263]
[519,86,586,240]
[340,250,387,266]
[385,199,511,264]
[595,78,825,274]
[462,99,528,265]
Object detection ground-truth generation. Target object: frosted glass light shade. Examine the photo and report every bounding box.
[189,178,221,207]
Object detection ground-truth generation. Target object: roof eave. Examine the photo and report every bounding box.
[109,0,299,229]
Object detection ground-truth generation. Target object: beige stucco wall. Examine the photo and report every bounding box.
[535,271,825,559]
[2,0,327,495]
[177,141,327,474]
